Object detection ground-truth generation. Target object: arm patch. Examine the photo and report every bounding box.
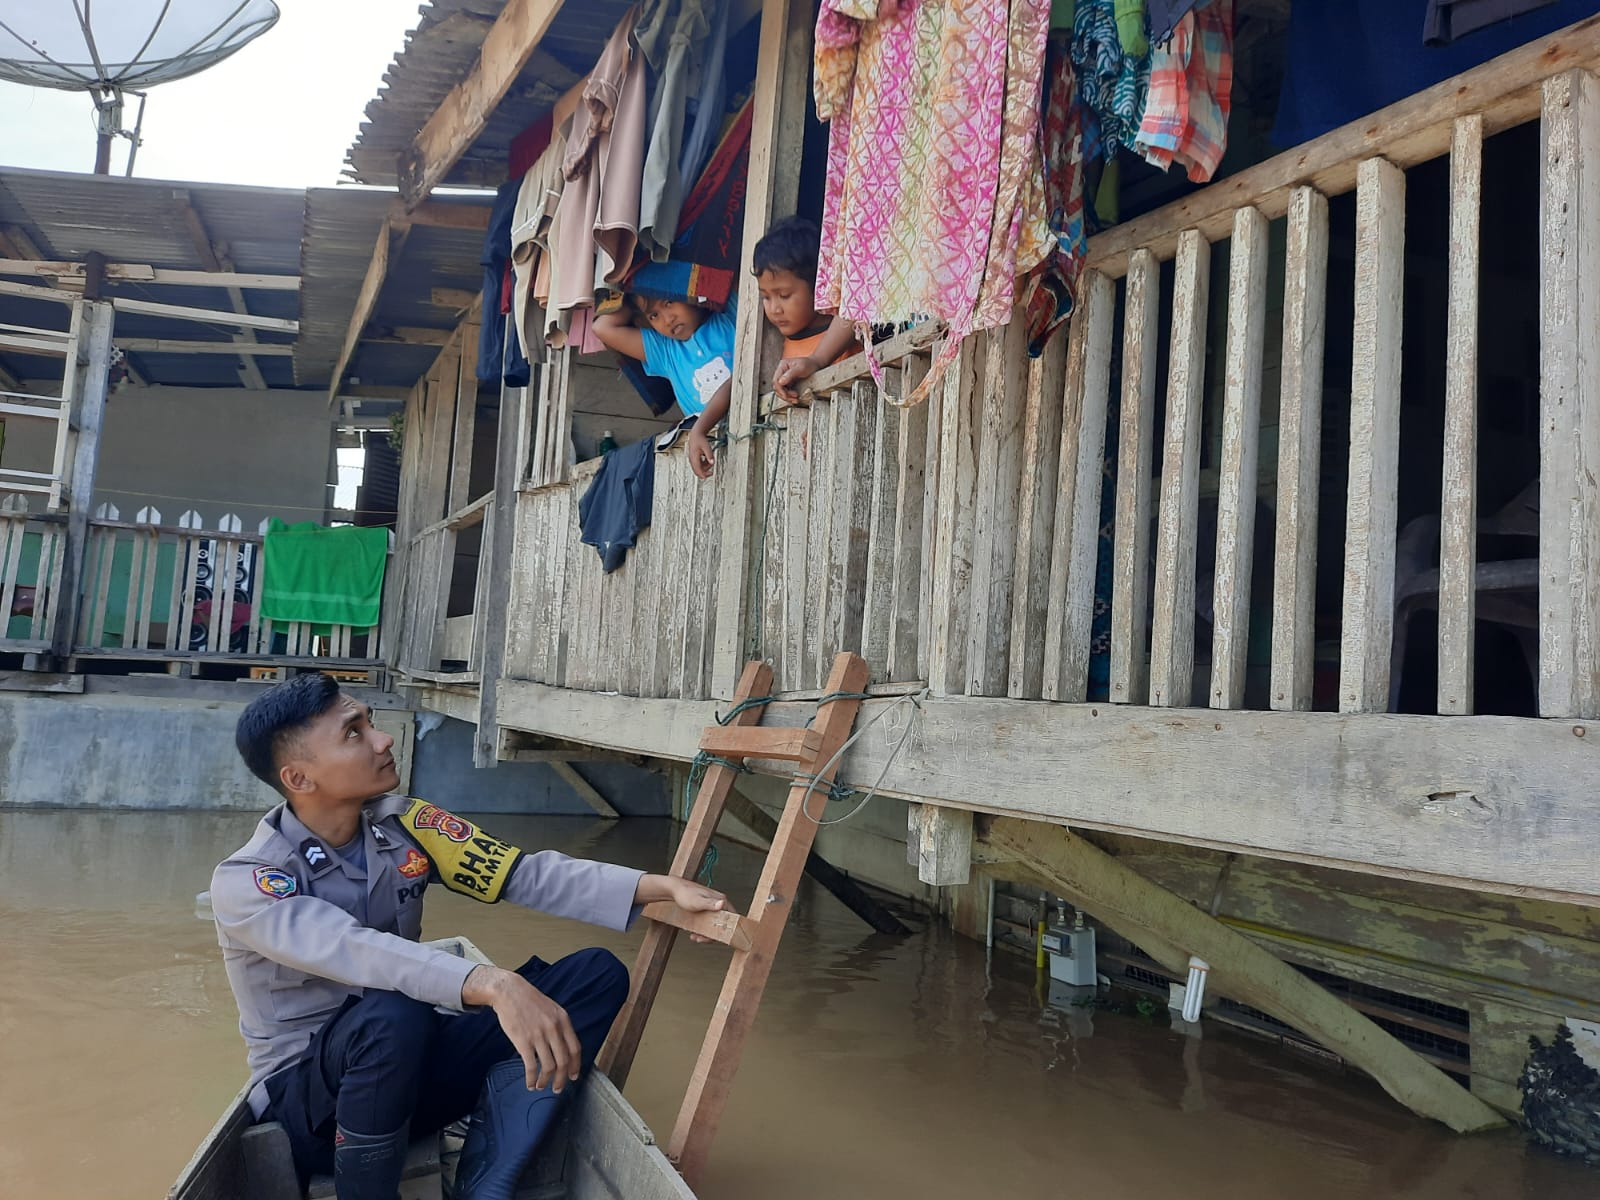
[401,798,524,903]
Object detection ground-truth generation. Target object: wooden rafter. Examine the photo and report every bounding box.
[174,190,267,389]
[326,218,412,408]
[395,199,493,232]
[115,338,295,356]
[396,0,568,208]
[0,261,299,290]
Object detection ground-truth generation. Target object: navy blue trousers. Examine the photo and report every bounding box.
[263,947,629,1183]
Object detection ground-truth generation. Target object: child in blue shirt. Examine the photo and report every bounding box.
[594,294,737,479]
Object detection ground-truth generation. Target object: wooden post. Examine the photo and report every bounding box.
[1340,157,1406,714]
[473,377,524,768]
[1438,116,1483,716]
[1149,231,1211,707]
[1041,271,1114,702]
[1539,71,1600,719]
[981,817,1505,1134]
[709,0,812,698]
[1270,187,1330,712]
[1211,207,1268,710]
[907,802,974,887]
[967,318,1029,696]
[1008,326,1069,699]
[929,338,984,695]
[1109,249,1159,706]
[51,299,113,660]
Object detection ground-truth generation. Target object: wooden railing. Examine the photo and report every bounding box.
[746,322,944,692]
[506,444,723,699]
[68,509,381,663]
[389,495,493,679]
[0,501,67,653]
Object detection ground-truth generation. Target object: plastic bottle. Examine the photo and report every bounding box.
[598,429,618,455]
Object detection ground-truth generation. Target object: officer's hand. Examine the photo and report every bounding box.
[464,966,582,1093]
[635,873,729,943]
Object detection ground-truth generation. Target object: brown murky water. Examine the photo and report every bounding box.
[2,808,1594,1200]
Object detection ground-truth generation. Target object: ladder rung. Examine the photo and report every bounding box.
[697,724,822,763]
[641,902,756,951]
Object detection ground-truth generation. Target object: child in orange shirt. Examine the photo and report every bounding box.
[752,216,859,405]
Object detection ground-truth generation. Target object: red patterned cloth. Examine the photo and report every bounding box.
[1134,0,1233,184]
[1021,32,1087,357]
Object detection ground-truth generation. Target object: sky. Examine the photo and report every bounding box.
[0,1,424,188]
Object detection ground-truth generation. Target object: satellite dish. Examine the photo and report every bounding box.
[0,1,281,173]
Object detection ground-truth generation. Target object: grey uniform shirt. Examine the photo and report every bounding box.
[211,794,644,1115]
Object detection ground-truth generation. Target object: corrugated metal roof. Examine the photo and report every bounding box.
[0,167,305,389]
[344,0,628,189]
[295,188,487,390]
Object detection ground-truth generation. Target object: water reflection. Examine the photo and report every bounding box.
[0,809,1592,1199]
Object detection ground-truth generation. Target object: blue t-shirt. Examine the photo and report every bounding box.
[640,298,737,417]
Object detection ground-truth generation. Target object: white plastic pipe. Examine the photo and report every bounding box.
[1182,956,1209,1022]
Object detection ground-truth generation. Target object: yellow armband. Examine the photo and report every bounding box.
[401,798,524,903]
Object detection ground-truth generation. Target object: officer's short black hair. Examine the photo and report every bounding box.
[752,216,820,285]
[236,672,341,793]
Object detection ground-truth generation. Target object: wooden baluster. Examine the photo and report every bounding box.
[1538,71,1600,719]
[1042,271,1115,703]
[1150,231,1212,708]
[1270,187,1331,712]
[1211,207,1270,710]
[966,319,1028,697]
[0,507,25,642]
[1439,115,1484,716]
[1008,322,1069,700]
[781,404,812,692]
[893,354,933,683]
[862,383,902,682]
[1339,157,1406,714]
[929,339,984,696]
[803,393,834,690]
[1110,249,1160,705]
[825,381,876,676]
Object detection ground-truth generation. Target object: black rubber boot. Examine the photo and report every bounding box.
[333,1121,410,1200]
[453,1058,570,1200]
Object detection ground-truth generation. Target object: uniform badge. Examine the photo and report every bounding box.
[299,838,329,868]
[412,803,474,843]
[253,866,298,899]
[398,849,430,879]
[371,825,390,846]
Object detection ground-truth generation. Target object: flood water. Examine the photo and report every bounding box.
[2,808,1595,1200]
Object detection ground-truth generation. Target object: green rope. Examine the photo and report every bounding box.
[681,750,750,887]
[715,695,776,724]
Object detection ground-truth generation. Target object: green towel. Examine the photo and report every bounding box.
[260,520,389,629]
[1115,0,1148,58]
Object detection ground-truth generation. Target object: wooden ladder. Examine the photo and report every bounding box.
[596,653,871,1186]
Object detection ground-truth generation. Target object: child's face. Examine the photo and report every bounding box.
[637,297,706,342]
[757,268,819,339]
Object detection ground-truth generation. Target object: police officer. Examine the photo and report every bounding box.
[212,673,727,1200]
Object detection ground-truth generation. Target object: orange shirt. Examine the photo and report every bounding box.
[782,327,859,364]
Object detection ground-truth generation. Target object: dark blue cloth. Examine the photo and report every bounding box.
[578,437,657,572]
[1273,0,1600,147]
[619,354,682,417]
[262,947,628,1185]
[478,180,531,388]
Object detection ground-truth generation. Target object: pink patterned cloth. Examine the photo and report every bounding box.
[814,0,1053,402]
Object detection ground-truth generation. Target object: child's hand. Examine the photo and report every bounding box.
[688,428,716,479]
[772,355,822,402]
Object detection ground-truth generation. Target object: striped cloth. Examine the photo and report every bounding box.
[1134,0,1233,183]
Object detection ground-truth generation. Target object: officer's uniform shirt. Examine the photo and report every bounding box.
[211,794,644,1116]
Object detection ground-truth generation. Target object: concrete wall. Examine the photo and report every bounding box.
[0,689,669,818]
[1,384,334,529]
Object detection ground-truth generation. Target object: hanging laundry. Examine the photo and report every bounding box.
[1146,0,1197,43]
[510,133,568,362]
[814,0,1053,404]
[1072,0,1150,157]
[636,0,732,260]
[477,179,531,387]
[554,6,648,314]
[1425,0,1556,45]
[1134,0,1233,183]
[578,436,657,572]
[677,0,732,193]
[1020,33,1088,357]
[627,96,754,310]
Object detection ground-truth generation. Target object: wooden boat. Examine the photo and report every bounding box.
[169,939,696,1200]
